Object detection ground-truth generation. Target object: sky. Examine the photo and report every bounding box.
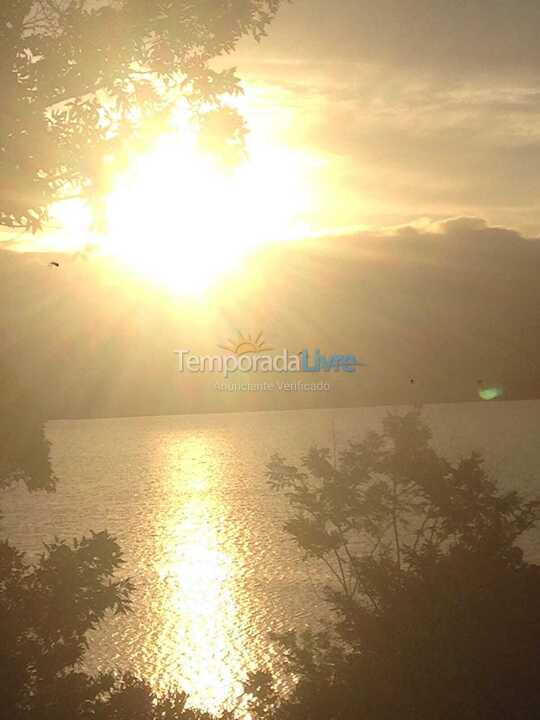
[229,0,540,236]
[2,0,539,278]
[1,0,540,414]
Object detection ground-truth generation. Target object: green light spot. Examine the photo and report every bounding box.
[478,387,504,401]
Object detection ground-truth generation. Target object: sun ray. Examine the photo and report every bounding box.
[46,87,319,296]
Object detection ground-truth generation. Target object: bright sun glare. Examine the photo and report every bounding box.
[50,98,316,296]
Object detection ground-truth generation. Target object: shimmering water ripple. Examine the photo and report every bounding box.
[2,401,539,714]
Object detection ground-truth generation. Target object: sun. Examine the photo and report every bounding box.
[50,98,317,296]
[218,331,272,356]
[105,126,313,295]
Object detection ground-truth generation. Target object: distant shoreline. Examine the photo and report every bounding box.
[46,395,540,424]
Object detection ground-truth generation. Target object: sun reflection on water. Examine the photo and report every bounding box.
[148,435,253,715]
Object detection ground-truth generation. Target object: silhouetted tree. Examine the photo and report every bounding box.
[1,0,283,232]
[0,361,223,718]
[0,531,225,718]
[248,411,540,720]
[0,363,56,497]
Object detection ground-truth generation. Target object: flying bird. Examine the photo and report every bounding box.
[48,261,60,268]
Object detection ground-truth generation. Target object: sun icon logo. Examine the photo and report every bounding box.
[218,331,273,356]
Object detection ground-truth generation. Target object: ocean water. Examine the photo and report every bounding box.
[2,401,540,714]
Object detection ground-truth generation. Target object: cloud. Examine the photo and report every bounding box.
[237,64,540,233]
[428,217,488,235]
[231,1,540,234]
[249,0,540,80]
[362,215,533,248]
[2,214,539,418]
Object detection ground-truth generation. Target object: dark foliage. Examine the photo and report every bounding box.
[250,411,540,720]
[0,0,284,232]
[0,533,228,718]
[0,363,56,495]
[0,359,224,718]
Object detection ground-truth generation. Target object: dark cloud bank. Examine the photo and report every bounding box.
[1,217,539,419]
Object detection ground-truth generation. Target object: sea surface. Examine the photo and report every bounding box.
[2,401,540,714]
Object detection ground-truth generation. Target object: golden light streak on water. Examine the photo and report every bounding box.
[148,435,254,715]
